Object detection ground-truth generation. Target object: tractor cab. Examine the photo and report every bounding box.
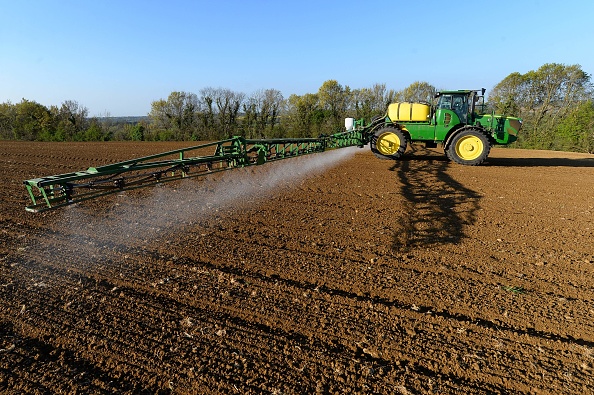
[434,89,487,126]
[435,90,473,125]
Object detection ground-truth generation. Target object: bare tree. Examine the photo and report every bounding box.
[351,83,394,121]
[211,88,245,139]
[243,89,284,138]
[149,91,199,140]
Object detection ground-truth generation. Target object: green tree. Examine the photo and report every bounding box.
[556,100,594,153]
[83,118,109,141]
[489,72,525,116]
[395,81,436,103]
[128,123,145,141]
[318,80,351,131]
[13,99,53,140]
[52,100,89,141]
[285,93,324,137]
[351,83,395,122]
[491,63,593,149]
[0,101,16,140]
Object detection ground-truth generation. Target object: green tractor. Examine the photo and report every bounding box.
[348,89,522,165]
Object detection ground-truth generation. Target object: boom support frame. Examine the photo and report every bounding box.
[24,129,367,212]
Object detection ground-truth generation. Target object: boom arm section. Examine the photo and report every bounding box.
[24,129,369,212]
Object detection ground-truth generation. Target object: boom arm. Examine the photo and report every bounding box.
[23,129,369,212]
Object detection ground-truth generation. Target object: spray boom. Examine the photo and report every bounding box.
[23,130,368,212]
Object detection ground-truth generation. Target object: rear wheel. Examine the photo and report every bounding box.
[446,128,491,165]
[370,127,408,160]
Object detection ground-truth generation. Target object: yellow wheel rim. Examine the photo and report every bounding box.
[455,135,484,160]
[377,132,401,155]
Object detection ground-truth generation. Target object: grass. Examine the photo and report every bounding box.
[501,285,526,294]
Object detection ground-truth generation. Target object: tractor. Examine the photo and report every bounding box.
[347,89,522,165]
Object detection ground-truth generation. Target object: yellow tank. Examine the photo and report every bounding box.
[388,102,430,122]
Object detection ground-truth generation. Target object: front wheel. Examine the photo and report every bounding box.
[370,127,408,160]
[446,129,491,165]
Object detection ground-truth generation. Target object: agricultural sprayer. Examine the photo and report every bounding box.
[24,89,521,212]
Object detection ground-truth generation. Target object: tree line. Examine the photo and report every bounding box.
[1,63,592,153]
[489,63,593,153]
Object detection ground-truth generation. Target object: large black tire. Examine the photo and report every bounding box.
[370,127,408,160]
[445,128,491,166]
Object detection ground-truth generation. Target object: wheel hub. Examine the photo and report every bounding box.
[455,136,483,160]
[377,133,401,155]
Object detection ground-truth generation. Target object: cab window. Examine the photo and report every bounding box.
[452,95,468,123]
[437,95,452,109]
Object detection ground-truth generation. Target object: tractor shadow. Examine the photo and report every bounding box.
[388,147,481,251]
[485,155,594,167]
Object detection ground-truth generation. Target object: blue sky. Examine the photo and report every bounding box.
[1,0,593,116]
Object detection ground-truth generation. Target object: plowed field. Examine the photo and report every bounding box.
[1,141,593,394]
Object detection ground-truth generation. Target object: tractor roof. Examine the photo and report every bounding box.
[436,89,485,97]
[437,90,474,95]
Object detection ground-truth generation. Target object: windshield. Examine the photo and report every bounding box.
[437,94,452,109]
[437,93,469,123]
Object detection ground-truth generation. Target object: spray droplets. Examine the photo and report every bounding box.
[59,147,360,248]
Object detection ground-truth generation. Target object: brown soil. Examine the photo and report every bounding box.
[1,141,593,394]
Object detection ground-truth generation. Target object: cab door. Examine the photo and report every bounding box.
[451,95,469,124]
[433,94,469,140]
[434,94,455,140]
